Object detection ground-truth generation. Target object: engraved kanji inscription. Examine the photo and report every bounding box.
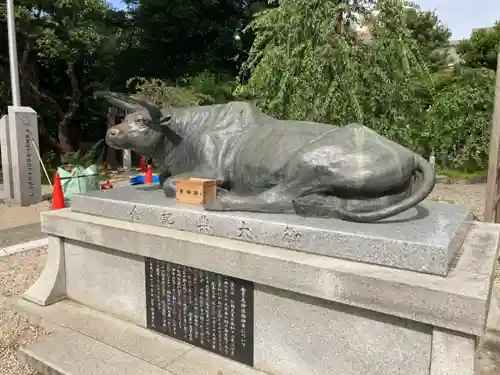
[197,215,212,233]
[159,212,175,225]
[130,205,140,221]
[236,220,253,240]
[144,258,254,366]
[282,225,301,246]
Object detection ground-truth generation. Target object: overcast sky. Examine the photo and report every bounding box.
[415,0,500,39]
[108,0,500,40]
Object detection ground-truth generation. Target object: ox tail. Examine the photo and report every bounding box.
[332,155,436,222]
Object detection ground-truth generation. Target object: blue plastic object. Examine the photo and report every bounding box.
[129,175,160,185]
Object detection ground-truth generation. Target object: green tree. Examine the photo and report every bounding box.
[123,0,255,81]
[457,22,500,70]
[238,0,433,151]
[0,0,127,152]
[125,71,237,109]
[426,67,495,171]
[403,4,452,70]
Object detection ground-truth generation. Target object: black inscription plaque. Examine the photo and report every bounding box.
[144,257,254,366]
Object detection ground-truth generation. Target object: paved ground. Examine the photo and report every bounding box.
[0,224,47,249]
[0,185,52,231]
[0,181,498,374]
[0,176,131,249]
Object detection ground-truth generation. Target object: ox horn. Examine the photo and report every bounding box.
[129,95,163,121]
[94,91,138,113]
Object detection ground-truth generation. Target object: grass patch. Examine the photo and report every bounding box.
[435,198,457,204]
[436,168,487,181]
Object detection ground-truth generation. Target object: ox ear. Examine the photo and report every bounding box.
[94,91,137,113]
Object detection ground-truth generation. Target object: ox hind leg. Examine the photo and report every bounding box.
[204,182,309,213]
[204,158,321,213]
[206,183,411,218]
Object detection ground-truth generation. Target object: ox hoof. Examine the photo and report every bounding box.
[163,186,176,198]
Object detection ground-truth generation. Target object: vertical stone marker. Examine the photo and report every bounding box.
[123,149,132,170]
[0,114,14,200]
[6,106,41,206]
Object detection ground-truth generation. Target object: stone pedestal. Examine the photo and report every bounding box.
[0,106,41,206]
[68,185,474,276]
[22,186,500,375]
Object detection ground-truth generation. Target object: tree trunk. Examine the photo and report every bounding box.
[16,56,81,153]
[1,30,81,155]
[56,60,81,153]
[57,126,73,153]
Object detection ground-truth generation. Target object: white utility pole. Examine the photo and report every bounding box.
[6,0,21,106]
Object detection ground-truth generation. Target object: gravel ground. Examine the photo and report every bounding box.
[427,183,500,293]
[0,174,132,374]
[0,182,497,375]
[428,182,487,219]
[0,248,49,375]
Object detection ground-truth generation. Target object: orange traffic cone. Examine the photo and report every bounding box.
[145,164,153,184]
[139,156,146,173]
[51,173,66,210]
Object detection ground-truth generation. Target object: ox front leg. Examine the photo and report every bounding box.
[158,169,171,190]
[205,184,297,213]
[162,170,223,198]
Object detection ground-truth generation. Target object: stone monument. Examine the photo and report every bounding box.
[0,106,41,205]
[15,95,499,375]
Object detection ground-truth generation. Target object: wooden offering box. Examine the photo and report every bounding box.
[175,178,217,205]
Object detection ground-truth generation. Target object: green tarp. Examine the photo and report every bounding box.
[57,164,100,206]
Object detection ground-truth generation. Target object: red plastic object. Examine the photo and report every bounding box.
[51,173,66,210]
[100,180,114,191]
[145,164,153,184]
[139,156,146,172]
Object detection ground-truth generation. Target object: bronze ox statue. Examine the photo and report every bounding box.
[96,91,436,222]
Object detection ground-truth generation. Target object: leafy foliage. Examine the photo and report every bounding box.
[457,23,500,70]
[403,4,452,71]
[0,0,124,153]
[238,0,497,170]
[128,77,211,107]
[0,0,497,173]
[63,139,105,168]
[238,0,432,149]
[127,72,237,107]
[121,0,255,80]
[426,68,495,171]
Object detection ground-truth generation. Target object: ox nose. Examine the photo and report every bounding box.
[107,128,120,137]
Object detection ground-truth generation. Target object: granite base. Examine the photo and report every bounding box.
[21,208,500,375]
[69,185,473,276]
